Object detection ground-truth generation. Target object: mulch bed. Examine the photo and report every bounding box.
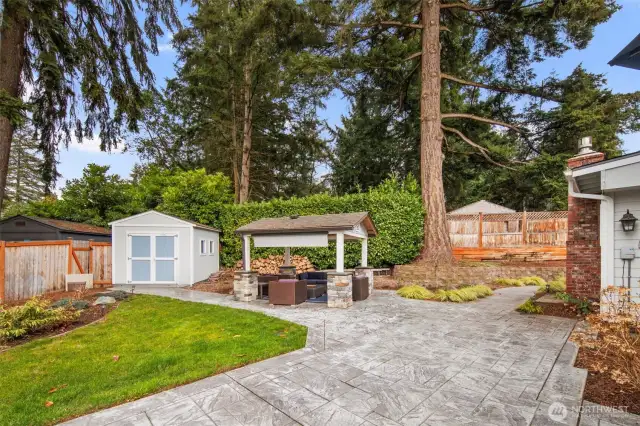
[575,347,640,415]
[1,304,116,349]
[4,288,105,307]
[1,290,123,350]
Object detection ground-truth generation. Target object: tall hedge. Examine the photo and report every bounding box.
[218,177,424,269]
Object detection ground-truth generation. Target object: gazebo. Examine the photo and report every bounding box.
[233,212,377,308]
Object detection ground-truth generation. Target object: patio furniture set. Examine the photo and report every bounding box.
[257,271,370,305]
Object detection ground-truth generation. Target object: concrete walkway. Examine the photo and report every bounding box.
[62,287,633,426]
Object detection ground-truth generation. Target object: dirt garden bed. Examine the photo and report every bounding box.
[575,348,640,415]
[1,290,125,350]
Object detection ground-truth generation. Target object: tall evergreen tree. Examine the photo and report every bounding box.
[327,0,619,260]
[0,0,181,208]
[3,124,45,210]
[135,0,331,201]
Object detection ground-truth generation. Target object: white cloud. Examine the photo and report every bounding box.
[158,43,174,53]
[68,134,125,154]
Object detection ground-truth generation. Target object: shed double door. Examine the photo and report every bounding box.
[128,234,178,284]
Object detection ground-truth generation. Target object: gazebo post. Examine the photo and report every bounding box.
[284,247,291,265]
[242,234,251,271]
[361,238,368,267]
[336,232,345,273]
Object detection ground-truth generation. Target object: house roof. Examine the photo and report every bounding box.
[235,212,377,237]
[609,33,640,71]
[0,215,112,235]
[109,210,220,232]
[448,200,515,215]
[570,150,640,194]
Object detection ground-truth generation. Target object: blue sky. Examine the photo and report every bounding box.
[56,1,640,191]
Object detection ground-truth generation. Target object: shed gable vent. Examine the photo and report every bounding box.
[15,221,26,227]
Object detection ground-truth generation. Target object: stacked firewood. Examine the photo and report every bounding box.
[234,255,315,275]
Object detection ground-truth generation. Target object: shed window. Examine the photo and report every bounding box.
[209,240,215,255]
[200,239,207,255]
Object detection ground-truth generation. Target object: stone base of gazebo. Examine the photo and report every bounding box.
[327,272,353,308]
[355,267,374,296]
[233,270,258,302]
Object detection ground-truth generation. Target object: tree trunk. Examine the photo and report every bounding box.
[231,83,240,203]
[419,0,452,261]
[238,60,253,203]
[0,12,27,212]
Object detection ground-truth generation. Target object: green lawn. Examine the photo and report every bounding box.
[0,295,307,425]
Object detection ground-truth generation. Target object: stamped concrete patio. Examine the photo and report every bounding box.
[63,287,637,426]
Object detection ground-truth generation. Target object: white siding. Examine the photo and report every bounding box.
[611,190,640,300]
[193,228,219,283]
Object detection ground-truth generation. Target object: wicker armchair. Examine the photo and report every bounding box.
[268,279,308,305]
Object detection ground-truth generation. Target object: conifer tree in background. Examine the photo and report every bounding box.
[0,0,181,210]
[328,0,620,261]
[2,124,45,213]
[134,0,331,202]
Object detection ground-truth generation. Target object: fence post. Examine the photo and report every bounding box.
[0,241,5,303]
[67,239,73,274]
[478,212,484,248]
[522,211,528,246]
[88,240,94,276]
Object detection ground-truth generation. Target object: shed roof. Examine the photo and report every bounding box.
[109,210,220,232]
[235,212,377,236]
[0,215,112,235]
[448,200,515,215]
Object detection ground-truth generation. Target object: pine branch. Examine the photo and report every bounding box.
[405,52,422,61]
[441,73,562,102]
[441,113,522,132]
[333,21,423,30]
[440,1,498,12]
[441,125,516,170]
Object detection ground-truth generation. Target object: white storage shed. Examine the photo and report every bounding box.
[110,211,220,286]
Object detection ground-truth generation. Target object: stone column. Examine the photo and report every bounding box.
[355,267,374,296]
[327,272,353,308]
[233,270,258,302]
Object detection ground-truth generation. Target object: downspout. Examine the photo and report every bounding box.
[564,169,614,293]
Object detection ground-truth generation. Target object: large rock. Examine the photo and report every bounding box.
[93,296,116,306]
[96,290,129,300]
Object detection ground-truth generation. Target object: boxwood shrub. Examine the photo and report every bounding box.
[217,177,424,269]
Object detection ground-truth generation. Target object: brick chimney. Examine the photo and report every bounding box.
[566,137,605,300]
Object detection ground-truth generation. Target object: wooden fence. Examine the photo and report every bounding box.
[0,240,112,303]
[448,211,568,262]
[448,211,568,248]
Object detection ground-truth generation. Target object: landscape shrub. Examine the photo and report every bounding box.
[218,176,424,268]
[493,278,524,287]
[0,298,80,341]
[519,276,546,286]
[573,287,640,391]
[397,284,493,303]
[396,285,433,300]
[516,298,543,314]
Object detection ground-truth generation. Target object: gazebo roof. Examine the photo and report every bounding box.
[235,212,377,237]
